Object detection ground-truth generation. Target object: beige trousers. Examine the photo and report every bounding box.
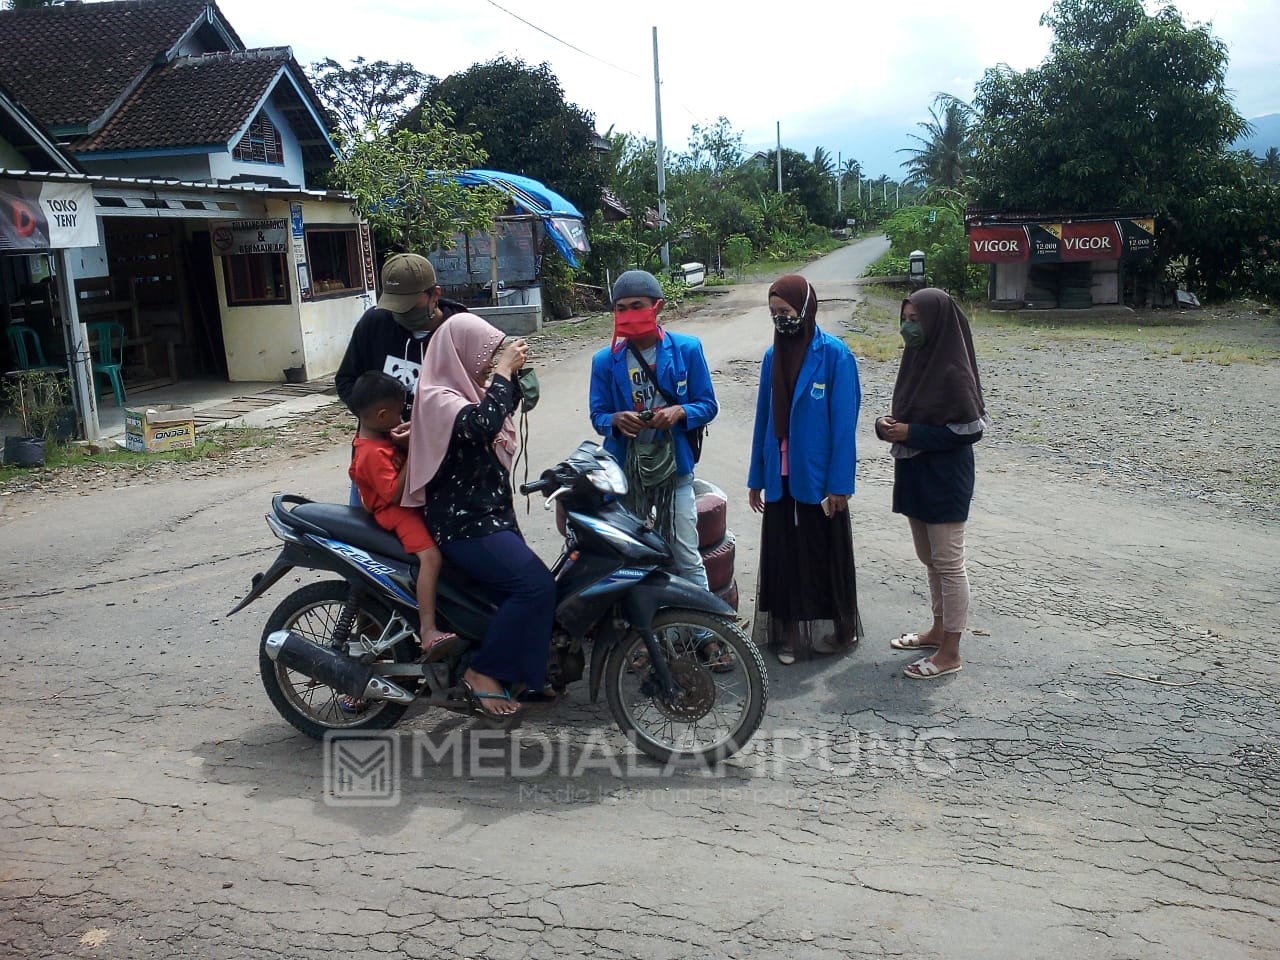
[907,519,970,633]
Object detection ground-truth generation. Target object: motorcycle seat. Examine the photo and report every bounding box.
[291,503,411,561]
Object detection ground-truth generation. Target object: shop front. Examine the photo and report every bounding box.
[3,172,372,435]
[967,213,1156,309]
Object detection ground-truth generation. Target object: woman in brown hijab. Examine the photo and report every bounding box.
[747,275,864,664]
[875,288,989,679]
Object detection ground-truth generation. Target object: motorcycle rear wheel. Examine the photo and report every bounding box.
[259,580,417,740]
[604,608,768,765]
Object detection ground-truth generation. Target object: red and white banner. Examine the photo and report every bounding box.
[968,225,1029,263]
[0,179,98,251]
[1060,221,1123,261]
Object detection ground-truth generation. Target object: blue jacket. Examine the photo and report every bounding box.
[747,328,861,504]
[589,331,718,476]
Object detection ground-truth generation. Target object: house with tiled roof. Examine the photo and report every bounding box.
[0,0,373,433]
[0,0,334,189]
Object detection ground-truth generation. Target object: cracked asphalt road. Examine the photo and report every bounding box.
[3,237,1278,959]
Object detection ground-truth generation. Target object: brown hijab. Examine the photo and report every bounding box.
[891,288,985,425]
[767,274,818,440]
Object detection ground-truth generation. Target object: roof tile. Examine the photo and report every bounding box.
[0,0,239,131]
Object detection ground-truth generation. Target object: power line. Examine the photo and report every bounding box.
[481,0,645,80]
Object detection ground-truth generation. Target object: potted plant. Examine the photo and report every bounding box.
[2,370,71,467]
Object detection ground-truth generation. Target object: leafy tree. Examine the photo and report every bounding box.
[899,94,974,189]
[724,234,753,277]
[307,57,430,142]
[419,57,605,221]
[970,0,1246,220]
[330,104,504,254]
[762,148,837,226]
[1175,151,1280,300]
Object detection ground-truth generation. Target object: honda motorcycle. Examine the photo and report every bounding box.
[229,441,768,764]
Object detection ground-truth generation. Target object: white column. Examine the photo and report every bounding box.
[53,249,99,442]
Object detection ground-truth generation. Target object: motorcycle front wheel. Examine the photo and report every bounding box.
[258,580,417,740]
[604,608,768,765]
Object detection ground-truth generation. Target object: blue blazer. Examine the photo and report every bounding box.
[589,331,718,476]
[747,327,861,504]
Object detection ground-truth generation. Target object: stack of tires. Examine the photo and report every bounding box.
[1058,262,1094,309]
[695,479,738,610]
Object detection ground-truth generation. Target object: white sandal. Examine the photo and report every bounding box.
[903,657,962,680]
[890,632,938,651]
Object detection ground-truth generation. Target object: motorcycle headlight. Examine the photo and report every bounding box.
[588,457,628,496]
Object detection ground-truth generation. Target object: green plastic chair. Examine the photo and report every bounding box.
[6,324,61,374]
[86,320,127,407]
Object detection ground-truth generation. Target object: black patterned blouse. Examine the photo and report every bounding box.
[422,374,519,546]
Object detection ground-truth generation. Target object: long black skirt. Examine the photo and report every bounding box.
[754,479,863,661]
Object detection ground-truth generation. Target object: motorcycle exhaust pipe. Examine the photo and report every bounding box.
[264,630,414,705]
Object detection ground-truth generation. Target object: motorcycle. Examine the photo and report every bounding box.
[228,441,768,764]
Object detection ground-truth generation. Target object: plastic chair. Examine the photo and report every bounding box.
[6,324,61,374]
[86,320,127,407]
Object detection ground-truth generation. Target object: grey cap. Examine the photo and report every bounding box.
[611,269,663,305]
[377,253,437,313]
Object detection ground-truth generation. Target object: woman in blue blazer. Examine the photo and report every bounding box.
[748,275,864,665]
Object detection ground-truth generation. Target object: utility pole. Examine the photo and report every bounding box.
[652,26,669,271]
[895,183,900,208]
[836,151,842,212]
[776,122,782,194]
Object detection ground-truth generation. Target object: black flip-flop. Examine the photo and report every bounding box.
[461,679,522,719]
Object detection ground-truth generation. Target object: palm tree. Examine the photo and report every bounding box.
[898,94,974,189]
[839,158,862,186]
[812,146,836,182]
[1261,146,1280,181]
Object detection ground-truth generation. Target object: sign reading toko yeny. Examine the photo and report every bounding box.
[0,179,99,251]
[211,218,288,257]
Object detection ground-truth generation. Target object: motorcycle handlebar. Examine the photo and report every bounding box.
[519,477,555,496]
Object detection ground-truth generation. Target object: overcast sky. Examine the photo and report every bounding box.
[220,0,1279,178]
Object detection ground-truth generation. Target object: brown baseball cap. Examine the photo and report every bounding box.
[377,253,437,313]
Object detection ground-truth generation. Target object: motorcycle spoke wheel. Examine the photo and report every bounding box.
[605,609,768,765]
[258,581,413,739]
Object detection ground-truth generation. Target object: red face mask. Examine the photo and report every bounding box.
[612,301,662,348]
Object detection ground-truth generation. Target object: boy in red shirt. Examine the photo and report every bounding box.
[348,372,454,658]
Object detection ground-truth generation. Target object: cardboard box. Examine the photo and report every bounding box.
[124,403,196,453]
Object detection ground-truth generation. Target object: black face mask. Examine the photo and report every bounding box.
[900,319,926,349]
[395,300,434,333]
[772,313,804,335]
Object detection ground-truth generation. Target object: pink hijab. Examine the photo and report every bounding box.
[402,313,518,507]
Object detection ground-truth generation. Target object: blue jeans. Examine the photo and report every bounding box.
[440,531,555,690]
[672,473,709,589]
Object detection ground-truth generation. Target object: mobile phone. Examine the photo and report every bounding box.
[821,497,833,517]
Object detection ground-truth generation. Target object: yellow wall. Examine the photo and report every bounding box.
[212,197,371,382]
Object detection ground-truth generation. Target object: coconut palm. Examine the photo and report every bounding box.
[840,158,862,186]
[899,94,974,189]
[812,146,836,182]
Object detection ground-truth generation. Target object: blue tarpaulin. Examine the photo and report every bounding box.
[456,169,590,268]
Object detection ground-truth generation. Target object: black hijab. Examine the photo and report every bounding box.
[768,274,818,439]
[891,288,985,425]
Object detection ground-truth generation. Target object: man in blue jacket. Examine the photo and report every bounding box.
[589,270,718,590]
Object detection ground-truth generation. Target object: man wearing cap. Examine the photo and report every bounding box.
[336,252,466,421]
[589,269,718,592]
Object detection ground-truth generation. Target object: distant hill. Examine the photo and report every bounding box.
[1234,113,1280,155]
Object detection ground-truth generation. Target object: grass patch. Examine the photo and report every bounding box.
[844,332,901,363]
[534,312,614,342]
[1162,342,1279,364]
[0,426,274,485]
